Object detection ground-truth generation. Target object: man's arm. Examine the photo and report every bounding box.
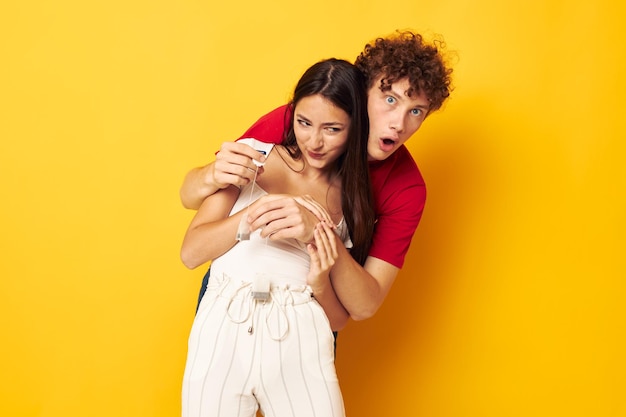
[326,149,426,319]
[329,245,400,321]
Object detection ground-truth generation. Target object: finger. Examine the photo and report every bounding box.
[216,172,251,188]
[259,219,296,239]
[218,142,266,172]
[248,201,299,227]
[302,196,332,223]
[306,242,326,279]
[316,223,338,262]
[264,224,308,241]
[293,196,332,223]
[293,196,323,220]
[250,197,298,216]
[307,243,320,266]
[214,159,257,185]
[249,209,291,232]
[221,141,267,162]
[320,222,339,258]
[313,227,332,270]
[260,211,315,242]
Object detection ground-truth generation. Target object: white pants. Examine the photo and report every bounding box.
[182,274,345,417]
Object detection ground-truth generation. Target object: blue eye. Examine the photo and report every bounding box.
[386,96,396,104]
[411,108,422,116]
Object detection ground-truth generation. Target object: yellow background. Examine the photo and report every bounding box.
[1,1,624,416]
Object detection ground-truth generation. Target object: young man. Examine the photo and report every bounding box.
[180,31,453,320]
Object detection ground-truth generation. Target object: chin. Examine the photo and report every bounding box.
[367,145,390,161]
[369,151,387,162]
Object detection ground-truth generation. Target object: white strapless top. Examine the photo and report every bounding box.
[210,138,352,287]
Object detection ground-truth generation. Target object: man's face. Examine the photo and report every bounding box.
[366,76,430,161]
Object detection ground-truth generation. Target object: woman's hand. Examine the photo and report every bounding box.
[247,195,333,243]
[305,221,349,331]
[306,221,339,290]
[292,195,334,225]
[212,141,266,189]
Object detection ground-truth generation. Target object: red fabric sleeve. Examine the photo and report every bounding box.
[367,146,426,268]
[237,104,291,144]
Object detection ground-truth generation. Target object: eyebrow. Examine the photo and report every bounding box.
[295,113,346,127]
[389,87,430,111]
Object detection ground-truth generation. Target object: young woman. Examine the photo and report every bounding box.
[180,58,374,417]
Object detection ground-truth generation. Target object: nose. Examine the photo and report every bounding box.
[389,113,405,133]
[310,129,324,148]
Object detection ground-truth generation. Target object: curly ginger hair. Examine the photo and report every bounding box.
[355,30,453,113]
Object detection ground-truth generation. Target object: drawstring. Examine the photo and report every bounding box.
[225,281,254,325]
[223,279,311,342]
[264,291,290,341]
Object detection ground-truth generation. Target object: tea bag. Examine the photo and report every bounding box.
[236,216,251,241]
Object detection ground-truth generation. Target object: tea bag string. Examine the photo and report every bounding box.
[236,158,264,241]
[246,163,260,208]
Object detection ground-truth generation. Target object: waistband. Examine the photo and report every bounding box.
[208,273,315,341]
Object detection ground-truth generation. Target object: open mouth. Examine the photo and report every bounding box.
[378,137,397,153]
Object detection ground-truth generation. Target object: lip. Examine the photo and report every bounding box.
[307,150,325,160]
[378,136,398,152]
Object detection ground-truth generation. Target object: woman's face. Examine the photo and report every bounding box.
[293,94,350,172]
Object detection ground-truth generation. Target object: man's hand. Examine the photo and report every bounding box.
[247,195,332,243]
[212,142,266,189]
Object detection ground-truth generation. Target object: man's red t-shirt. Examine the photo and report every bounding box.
[238,105,426,268]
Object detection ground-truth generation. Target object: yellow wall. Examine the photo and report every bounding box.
[1,1,624,416]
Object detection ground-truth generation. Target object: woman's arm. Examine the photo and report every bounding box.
[306,222,350,331]
[180,185,243,269]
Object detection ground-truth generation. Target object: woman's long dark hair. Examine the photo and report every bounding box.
[282,58,374,265]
